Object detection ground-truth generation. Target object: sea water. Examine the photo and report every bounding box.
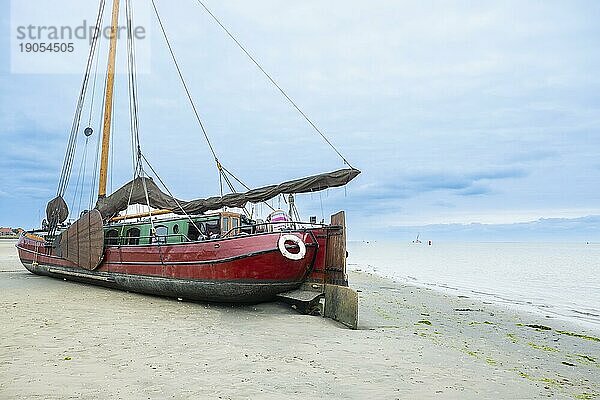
[348,241,600,332]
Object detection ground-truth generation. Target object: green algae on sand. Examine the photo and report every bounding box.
[574,392,598,400]
[556,330,600,343]
[506,333,519,343]
[527,342,559,353]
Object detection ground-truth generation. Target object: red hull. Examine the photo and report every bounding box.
[17,230,329,302]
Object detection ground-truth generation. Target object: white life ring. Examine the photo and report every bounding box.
[278,234,306,261]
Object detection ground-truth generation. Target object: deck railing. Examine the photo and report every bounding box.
[221,221,329,237]
[104,233,190,246]
[103,221,334,246]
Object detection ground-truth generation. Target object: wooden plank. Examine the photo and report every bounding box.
[59,210,105,270]
[324,284,359,329]
[49,268,114,282]
[325,211,348,286]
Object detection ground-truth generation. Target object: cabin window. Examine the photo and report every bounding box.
[188,222,202,241]
[126,228,141,245]
[105,229,119,245]
[154,225,168,244]
[232,218,239,234]
[206,219,220,238]
[222,217,230,233]
[240,220,254,235]
[173,224,179,234]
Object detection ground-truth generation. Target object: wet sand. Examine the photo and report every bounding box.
[1,240,598,399]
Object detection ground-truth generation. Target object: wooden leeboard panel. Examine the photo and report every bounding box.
[324,284,358,329]
[325,211,348,286]
[61,210,104,270]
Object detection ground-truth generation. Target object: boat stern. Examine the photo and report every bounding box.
[279,211,359,329]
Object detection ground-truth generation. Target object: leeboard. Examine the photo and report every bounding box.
[324,284,359,329]
[57,210,104,271]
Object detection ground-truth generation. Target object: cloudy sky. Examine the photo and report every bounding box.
[1,0,599,240]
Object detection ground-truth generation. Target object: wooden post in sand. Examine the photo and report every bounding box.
[324,211,359,329]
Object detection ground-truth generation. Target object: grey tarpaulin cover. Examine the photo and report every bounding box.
[95,168,360,219]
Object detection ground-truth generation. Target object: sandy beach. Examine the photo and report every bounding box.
[0,239,598,399]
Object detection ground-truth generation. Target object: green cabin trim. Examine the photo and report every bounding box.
[103,212,246,246]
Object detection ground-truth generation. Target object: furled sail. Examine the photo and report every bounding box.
[95,168,361,219]
[46,196,69,226]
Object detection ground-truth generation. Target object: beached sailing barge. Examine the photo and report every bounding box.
[17,0,360,327]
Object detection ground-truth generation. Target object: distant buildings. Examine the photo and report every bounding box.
[0,227,23,237]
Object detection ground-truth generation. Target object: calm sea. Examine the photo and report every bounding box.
[348,241,600,332]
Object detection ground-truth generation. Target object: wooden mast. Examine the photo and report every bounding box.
[98,0,121,198]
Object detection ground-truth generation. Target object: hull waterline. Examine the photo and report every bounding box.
[16,230,322,303]
[20,261,303,303]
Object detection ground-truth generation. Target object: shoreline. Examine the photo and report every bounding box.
[1,241,598,399]
[347,241,600,334]
[350,264,600,335]
[354,271,599,399]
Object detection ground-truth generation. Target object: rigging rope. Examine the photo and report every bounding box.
[57,0,107,197]
[141,153,203,234]
[109,103,115,194]
[194,0,354,169]
[123,0,200,231]
[82,17,106,210]
[140,170,155,230]
[126,0,142,176]
[125,0,155,225]
[87,32,103,128]
[73,68,103,215]
[150,0,264,213]
[76,139,90,214]
[70,137,90,216]
[150,0,220,170]
[220,164,275,212]
[89,72,109,210]
[218,166,251,217]
[126,0,144,222]
[137,0,343,220]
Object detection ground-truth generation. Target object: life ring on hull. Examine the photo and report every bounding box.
[278,234,307,261]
